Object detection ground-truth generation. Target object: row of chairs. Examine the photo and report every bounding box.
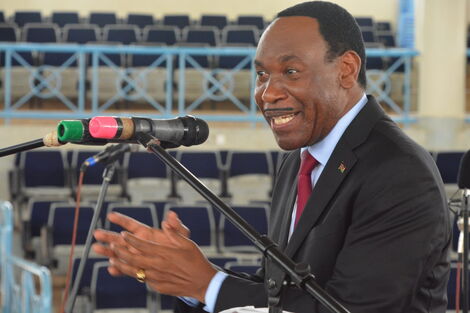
[0,23,261,48]
[24,199,268,271]
[11,149,279,206]
[11,149,466,202]
[0,12,267,30]
[1,11,393,32]
[0,22,397,51]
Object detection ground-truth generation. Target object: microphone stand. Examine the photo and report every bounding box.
[0,139,45,157]
[136,133,350,313]
[65,160,117,313]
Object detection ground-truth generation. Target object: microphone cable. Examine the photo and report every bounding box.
[59,169,85,313]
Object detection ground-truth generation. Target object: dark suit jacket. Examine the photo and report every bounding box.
[213,96,451,313]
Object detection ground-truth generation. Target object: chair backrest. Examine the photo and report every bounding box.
[0,23,18,42]
[355,17,374,28]
[376,21,392,32]
[91,261,148,310]
[71,257,107,295]
[103,24,140,45]
[142,200,175,225]
[64,24,100,43]
[164,204,216,250]
[143,25,180,45]
[127,13,154,29]
[222,25,259,46]
[105,203,158,232]
[23,23,59,43]
[435,151,465,184]
[89,12,117,28]
[236,15,264,30]
[176,150,223,179]
[51,12,79,27]
[377,32,396,47]
[0,12,4,23]
[14,11,42,27]
[163,14,190,30]
[218,43,253,69]
[124,151,169,179]
[47,203,94,245]
[219,204,269,253]
[183,26,219,46]
[361,28,377,43]
[0,24,33,66]
[226,151,273,177]
[20,150,68,188]
[27,199,71,237]
[200,14,227,30]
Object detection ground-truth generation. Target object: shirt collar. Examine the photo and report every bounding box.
[302,93,368,165]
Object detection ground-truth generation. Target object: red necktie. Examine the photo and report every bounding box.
[295,150,318,226]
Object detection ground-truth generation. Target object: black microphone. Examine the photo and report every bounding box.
[88,115,209,147]
[80,143,133,171]
[458,150,470,189]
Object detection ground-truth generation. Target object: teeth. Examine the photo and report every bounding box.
[272,114,295,125]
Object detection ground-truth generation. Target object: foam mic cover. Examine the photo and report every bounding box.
[458,150,470,189]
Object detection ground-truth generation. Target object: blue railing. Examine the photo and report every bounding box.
[0,43,418,124]
[0,201,52,313]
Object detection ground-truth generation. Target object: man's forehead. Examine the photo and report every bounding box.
[255,16,322,57]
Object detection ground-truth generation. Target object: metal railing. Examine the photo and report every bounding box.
[0,43,418,124]
[0,201,52,313]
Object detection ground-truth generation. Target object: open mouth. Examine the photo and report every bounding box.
[271,113,297,126]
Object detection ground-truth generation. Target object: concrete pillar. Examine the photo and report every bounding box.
[415,0,467,150]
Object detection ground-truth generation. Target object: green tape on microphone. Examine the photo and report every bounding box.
[57,120,86,142]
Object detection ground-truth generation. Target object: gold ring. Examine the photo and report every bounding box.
[136,269,146,283]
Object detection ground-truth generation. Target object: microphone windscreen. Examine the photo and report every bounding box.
[180,116,209,146]
[57,120,85,142]
[458,150,470,189]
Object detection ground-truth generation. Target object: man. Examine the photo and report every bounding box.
[93,1,451,312]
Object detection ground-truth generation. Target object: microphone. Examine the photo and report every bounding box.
[88,115,209,147]
[80,143,133,171]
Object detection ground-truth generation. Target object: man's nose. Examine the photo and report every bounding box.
[260,77,288,104]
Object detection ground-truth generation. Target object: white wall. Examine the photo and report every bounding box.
[0,0,398,25]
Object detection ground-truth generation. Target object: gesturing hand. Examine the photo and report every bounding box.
[92,211,217,302]
[92,210,189,275]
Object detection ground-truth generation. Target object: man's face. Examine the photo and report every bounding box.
[254,16,352,150]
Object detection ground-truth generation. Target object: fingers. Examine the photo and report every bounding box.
[107,212,151,234]
[164,211,190,238]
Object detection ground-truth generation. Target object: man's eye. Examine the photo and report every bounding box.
[286,68,298,74]
[256,70,266,77]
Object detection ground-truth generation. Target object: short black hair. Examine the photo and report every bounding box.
[277,1,367,88]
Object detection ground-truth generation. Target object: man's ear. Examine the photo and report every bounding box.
[339,50,361,89]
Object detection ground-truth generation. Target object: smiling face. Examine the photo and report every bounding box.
[254,16,362,150]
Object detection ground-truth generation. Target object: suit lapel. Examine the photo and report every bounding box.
[284,96,386,257]
[269,152,300,250]
[285,144,357,256]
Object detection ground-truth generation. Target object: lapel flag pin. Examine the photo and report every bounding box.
[338,162,346,173]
